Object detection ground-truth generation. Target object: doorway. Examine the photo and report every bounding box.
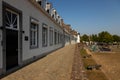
[6,29,18,70]
[4,8,20,70]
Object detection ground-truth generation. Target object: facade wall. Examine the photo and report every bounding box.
[64,33,71,46]
[77,35,80,43]
[0,0,3,73]
[71,35,77,44]
[0,0,79,76]
[2,0,63,63]
[71,41,76,44]
[71,38,76,44]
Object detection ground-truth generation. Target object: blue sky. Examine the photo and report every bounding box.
[49,0,120,35]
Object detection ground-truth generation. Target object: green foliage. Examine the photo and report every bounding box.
[90,34,98,42]
[81,34,89,42]
[112,35,120,42]
[81,31,120,44]
[80,48,87,56]
[98,31,113,43]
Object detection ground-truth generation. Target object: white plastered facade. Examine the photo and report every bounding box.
[0,0,64,74]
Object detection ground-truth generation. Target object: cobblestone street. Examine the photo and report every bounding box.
[1,45,76,80]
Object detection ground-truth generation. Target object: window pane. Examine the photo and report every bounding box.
[42,26,48,47]
[5,10,18,29]
[49,28,53,46]
[30,22,38,48]
[12,13,17,28]
[5,10,11,27]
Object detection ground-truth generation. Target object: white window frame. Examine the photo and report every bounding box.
[42,23,48,47]
[5,8,19,30]
[30,18,39,49]
[54,29,57,45]
[49,27,53,46]
[57,32,60,44]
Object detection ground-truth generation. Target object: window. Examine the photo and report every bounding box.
[37,1,42,6]
[54,29,57,45]
[52,15,54,18]
[47,9,49,13]
[30,18,39,48]
[59,33,62,43]
[58,32,59,44]
[5,9,19,30]
[42,24,48,47]
[56,32,58,44]
[49,27,53,46]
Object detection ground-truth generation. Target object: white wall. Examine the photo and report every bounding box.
[77,35,80,43]
[64,33,71,46]
[71,40,76,44]
[3,0,63,61]
[0,0,3,70]
[71,35,77,44]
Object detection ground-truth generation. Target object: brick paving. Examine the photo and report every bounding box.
[1,45,75,80]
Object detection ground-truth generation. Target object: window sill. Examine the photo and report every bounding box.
[30,46,39,49]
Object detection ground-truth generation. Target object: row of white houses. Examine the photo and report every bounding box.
[36,0,62,26]
[0,0,80,75]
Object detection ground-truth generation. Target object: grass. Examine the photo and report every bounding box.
[93,50,120,80]
[80,48,87,56]
[87,70,108,80]
[80,48,97,68]
[83,58,96,69]
[80,48,108,80]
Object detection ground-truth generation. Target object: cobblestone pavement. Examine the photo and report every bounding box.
[71,44,87,80]
[1,45,75,80]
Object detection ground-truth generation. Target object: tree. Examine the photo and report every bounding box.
[98,31,113,43]
[112,35,120,42]
[91,34,98,42]
[81,34,89,42]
